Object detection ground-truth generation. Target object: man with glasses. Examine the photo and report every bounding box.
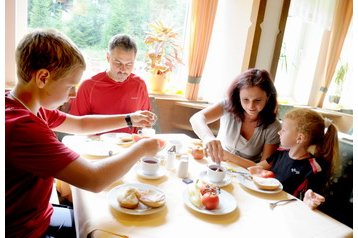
[70,34,151,134]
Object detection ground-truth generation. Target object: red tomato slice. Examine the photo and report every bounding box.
[261,170,275,178]
[201,192,219,210]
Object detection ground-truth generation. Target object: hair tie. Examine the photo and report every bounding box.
[324,118,333,127]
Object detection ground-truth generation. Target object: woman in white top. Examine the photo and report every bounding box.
[190,68,281,168]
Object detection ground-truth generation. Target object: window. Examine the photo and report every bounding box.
[25,0,189,93]
[323,23,353,112]
[274,0,354,113]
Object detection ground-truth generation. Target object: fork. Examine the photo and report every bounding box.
[269,198,297,209]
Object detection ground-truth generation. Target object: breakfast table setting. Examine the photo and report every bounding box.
[61,133,353,238]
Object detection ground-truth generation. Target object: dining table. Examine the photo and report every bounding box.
[62,133,353,238]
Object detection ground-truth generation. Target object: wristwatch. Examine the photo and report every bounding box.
[125,115,133,128]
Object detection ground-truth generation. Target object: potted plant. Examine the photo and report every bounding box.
[144,20,183,93]
[329,62,348,104]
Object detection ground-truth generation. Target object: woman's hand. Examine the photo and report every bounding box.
[130,110,157,128]
[204,139,224,164]
[303,189,325,209]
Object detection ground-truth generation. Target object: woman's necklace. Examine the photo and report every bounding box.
[9,91,33,113]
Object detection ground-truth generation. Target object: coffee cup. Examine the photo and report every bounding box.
[207,164,227,183]
[138,127,156,137]
[140,157,159,175]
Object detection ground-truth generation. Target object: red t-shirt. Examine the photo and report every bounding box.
[5,92,79,238]
[70,72,151,133]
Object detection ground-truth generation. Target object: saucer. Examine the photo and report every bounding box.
[136,166,166,180]
[199,171,232,187]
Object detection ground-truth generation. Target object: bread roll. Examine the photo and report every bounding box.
[121,135,133,143]
[117,187,139,209]
[137,189,166,208]
[253,177,281,191]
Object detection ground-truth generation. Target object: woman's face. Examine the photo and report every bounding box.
[240,86,268,117]
[278,118,298,148]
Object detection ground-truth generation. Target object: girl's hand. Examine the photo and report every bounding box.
[303,189,325,209]
[204,139,224,164]
[247,165,264,175]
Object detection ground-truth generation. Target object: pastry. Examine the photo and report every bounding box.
[117,187,139,209]
[253,176,281,191]
[137,189,166,208]
[120,135,133,143]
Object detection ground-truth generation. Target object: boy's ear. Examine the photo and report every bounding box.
[35,69,50,88]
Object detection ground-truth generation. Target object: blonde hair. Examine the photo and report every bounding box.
[285,108,341,180]
[15,29,86,83]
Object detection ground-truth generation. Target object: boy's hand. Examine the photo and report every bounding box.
[303,189,325,209]
[137,138,164,157]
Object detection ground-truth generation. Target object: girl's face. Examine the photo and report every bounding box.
[278,118,299,148]
[240,86,268,117]
[40,67,83,110]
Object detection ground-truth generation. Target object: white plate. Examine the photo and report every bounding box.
[199,171,232,187]
[82,141,123,157]
[183,188,237,215]
[237,175,283,194]
[107,183,166,215]
[136,166,167,180]
[100,133,133,146]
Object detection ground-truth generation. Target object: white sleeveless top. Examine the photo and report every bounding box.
[217,101,281,163]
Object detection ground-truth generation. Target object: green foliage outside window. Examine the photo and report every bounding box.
[27,0,188,63]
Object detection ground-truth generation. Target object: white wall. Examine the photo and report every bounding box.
[199,0,253,102]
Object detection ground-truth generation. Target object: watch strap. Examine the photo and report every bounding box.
[125,115,133,128]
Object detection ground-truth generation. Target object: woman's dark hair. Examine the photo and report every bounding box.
[225,68,278,128]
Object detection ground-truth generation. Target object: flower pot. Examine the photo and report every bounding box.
[150,73,168,93]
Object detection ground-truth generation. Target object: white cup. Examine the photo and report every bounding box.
[138,128,156,137]
[140,157,159,175]
[207,164,227,183]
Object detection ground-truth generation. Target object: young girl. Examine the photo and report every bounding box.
[249,108,340,209]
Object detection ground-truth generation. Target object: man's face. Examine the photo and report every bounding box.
[107,47,136,82]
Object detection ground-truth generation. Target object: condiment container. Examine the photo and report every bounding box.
[177,155,189,178]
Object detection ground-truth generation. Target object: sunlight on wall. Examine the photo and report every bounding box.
[199,0,252,103]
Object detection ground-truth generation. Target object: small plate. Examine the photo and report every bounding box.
[183,187,237,215]
[199,171,232,187]
[107,183,166,215]
[81,141,123,157]
[136,166,167,180]
[100,133,134,146]
[237,175,283,194]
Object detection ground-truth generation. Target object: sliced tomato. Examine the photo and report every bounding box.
[201,192,219,210]
[261,170,275,178]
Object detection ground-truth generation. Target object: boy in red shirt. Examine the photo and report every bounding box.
[70,34,151,134]
[5,29,162,238]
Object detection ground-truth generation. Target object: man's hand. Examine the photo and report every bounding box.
[130,110,157,128]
